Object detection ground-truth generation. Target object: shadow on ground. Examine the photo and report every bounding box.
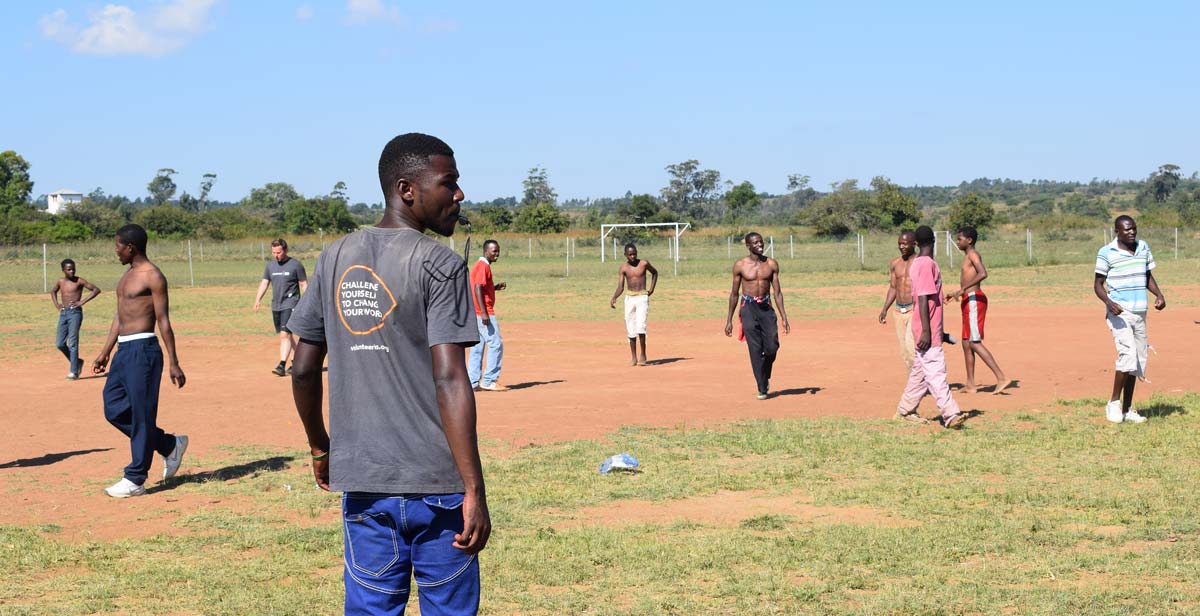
[772,387,822,398]
[0,448,113,469]
[148,455,295,493]
[645,357,689,366]
[1143,402,1186,418]
[506,380,565,390]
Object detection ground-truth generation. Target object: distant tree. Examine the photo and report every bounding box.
[242,182,301,222]
[616,194,660,224]
[478,203,513,230]
[0,150,34,216]
[147,168,178,206]
[661,159,722,221]
[947,193,996,232]
[198,173,217,211]
[521,167,557,206]
[868,176,919,228]
[512,201,569,233]
[809,179,869,237]
[282,196,357,235]
[199,207,270,240]
[63,199,126,237]
[330,181,348,204]
[134,204,198,238]
[786,174,811,192]
[48,217,93,242]
[724,181,761,226]
[1146,164,1182,203]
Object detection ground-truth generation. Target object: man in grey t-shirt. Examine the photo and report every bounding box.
[288,133,491,615]
[254,238,307,376]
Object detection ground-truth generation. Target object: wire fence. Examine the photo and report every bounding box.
[4,227,1198,294]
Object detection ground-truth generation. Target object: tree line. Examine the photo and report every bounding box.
[3,148,1199,245]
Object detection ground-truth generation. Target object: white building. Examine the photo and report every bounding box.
[47,189,83,214]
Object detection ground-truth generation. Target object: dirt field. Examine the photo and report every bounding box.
[3,298,1197,541]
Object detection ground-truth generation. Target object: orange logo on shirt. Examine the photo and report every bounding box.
[336,265,397,335]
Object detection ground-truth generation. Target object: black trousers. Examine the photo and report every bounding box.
[740,301,780,394]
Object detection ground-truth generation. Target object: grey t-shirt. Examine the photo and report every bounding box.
[263,257,307,311]
[285,227,479,494]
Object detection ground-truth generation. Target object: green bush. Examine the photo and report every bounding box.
[134,205,199,238]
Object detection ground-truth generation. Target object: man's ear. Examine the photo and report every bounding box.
[396,177,416,204]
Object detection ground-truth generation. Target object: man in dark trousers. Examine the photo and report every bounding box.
[724,232,790,399]
[288,133,490,615]
[93,224,189,497]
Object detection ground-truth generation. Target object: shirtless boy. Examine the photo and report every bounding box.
[944,226,1010,394]
[724,232,790,400]
[878,230,916,373]
[610,243,658,365]
[92,224,189,498]
[50,258,101,380]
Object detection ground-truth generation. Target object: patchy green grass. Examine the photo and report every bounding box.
[4,393,1200,615]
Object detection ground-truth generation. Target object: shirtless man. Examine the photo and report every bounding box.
[945,226,1010,394]
[610,243,659,365]
[724,232,791,399]
[92,224,188,498]
[878,230,916,373]
[51,258,101,380]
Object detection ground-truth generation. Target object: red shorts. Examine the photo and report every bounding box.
[962,291,987,342]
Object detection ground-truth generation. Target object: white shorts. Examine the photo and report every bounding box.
[624,294,648,338]
[1106,310,1148,379]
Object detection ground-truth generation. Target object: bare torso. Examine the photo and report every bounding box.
[960,249,983,295]
[890,256,914,303]
[116,264,164,335]
[55,277,89,307]
[735,255,778,297]
[621,260,652,292]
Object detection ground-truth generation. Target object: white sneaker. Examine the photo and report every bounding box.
[1105,400,1124,423]
[1124,409,1147,424]
[163,435,189,480]
[104,478,147,498]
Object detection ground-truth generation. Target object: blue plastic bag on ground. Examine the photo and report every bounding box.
[599,453,639,474]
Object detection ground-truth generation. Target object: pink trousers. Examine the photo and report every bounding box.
[897,345,962,419]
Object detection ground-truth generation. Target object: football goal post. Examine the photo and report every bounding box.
[600,222,691,276]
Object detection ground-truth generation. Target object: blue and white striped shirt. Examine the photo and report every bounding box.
[1095,239,1156,312]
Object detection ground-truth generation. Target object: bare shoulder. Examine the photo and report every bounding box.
[767,257,781,271]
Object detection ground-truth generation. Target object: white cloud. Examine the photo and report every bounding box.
[296,5,314,21]
[39,1,219,57]
[345,0,404,27]
[153,0,218,34]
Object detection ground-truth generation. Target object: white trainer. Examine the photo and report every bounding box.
[104,478,147,498]
[1105,400,1124,423]
[163,435,189,480]
[1124,409,1148,423]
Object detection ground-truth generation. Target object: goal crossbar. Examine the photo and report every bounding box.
[600,222,691,275]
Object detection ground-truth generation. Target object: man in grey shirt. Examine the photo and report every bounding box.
[288,133,490,615]
[254,238,307,376]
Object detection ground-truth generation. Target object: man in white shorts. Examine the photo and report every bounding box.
[1093,215,1166,424]
[609,243,658,366]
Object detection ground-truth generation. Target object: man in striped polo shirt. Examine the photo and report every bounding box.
[1093,215,1167,424]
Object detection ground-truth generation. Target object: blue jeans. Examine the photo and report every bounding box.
[56,307,82,373]
[102,337,176,485]
[343,493,479,616]
[467,315,503,388]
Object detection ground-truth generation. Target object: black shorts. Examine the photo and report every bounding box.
[272,309,293,333]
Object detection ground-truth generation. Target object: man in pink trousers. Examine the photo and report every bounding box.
[895,225,968,429]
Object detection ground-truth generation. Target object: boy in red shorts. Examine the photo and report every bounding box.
[945,226,1011,394]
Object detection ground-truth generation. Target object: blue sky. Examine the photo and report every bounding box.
[4,1,1198,205]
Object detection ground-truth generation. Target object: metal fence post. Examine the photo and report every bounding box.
[42,243,47,293]
[188,240,195,287]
